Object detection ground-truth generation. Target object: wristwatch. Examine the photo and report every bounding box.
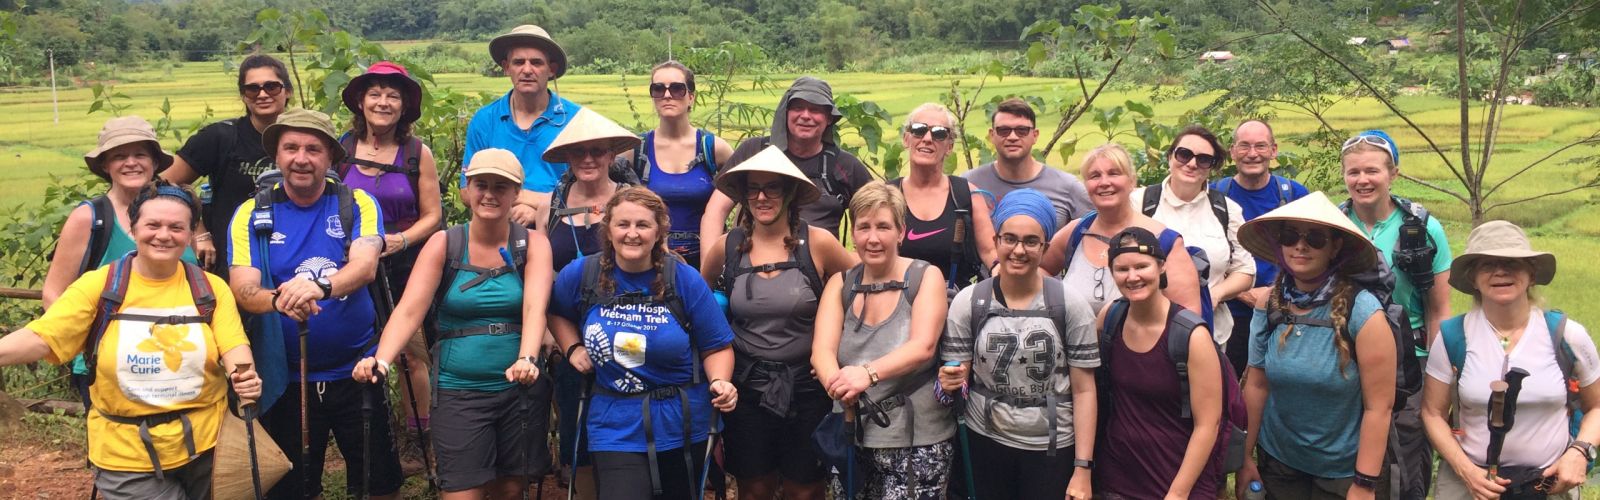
[1351,470,1380,490]
[1073,459,1095,471]
[314,277,333,299]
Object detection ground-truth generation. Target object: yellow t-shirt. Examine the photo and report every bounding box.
[27,264,249,472]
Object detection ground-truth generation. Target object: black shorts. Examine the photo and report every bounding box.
[261,378,404,500]
[593,440,709,500]
[432,377,553,491]
[965,432,1073,499]
[721,376,830,483]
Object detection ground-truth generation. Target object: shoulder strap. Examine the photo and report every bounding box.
[578,256,604,315]
[85,254,137,386]
[1167,307,1207,419]
[1272,175,1293,206]
[182,262,217,321]
[336,134,358,182]
[81,196,116,275]
[1549,310,1575,381]
[427,225,469,346]
[1141,185,1162,217]
[1063,211,1099,275]
[1041,277,1069,347]
[718,227,747,292]
[658,258,695,338]
[402,137,423,204]
[508,220,529,274]
[634,132,653,184]
[903,260,928,306]
[1207,190,1230,232]
[967,278,996,341]
[1441,315,1467,373]
[1215,178,1235,197]
[698,129,718,175]
[841,264,865,313]
[949,175,985,284]
[794,231,824,299]
[1101,298,1131,362]
[333,182,357,249]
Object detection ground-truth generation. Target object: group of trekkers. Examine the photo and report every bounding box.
[0,21,1595,500]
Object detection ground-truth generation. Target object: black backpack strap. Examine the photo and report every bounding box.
[1393,196,1438,293]
[508,220,529,277]
[634,131,654,184]
[81,196,116,275]
[793,231,824,299]
[337,133,358,182]
[948,175,986,285]
[1166,308,1206,419]
[1141,184,1162,217]
[718,227,747,293]
[333,181,358,249]
[1041,277,1069,346]
[967,278,997,341]
[1206,189,1234,265]
[426,225,469,346]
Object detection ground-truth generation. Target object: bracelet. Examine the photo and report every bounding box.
[1351,470,1380,490]
[399,233,409,251]
[565,343,584,359]
[270,290,282,314]
[195,232,213,242]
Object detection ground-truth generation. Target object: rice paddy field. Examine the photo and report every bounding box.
[2,58,1599,327]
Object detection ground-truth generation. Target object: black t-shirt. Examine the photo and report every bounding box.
[724,136,872,238]
[176,116,274,268]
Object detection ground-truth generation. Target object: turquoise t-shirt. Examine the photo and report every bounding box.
[1344,204,1451,332]
[435,224,525,392]
[1248,290,1383,478]
[71,221,198,375]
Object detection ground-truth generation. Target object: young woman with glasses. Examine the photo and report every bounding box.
[889,102,997,296]
[613,61,734,270]
[1041,143,1203,316]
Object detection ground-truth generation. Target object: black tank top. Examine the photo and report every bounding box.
[900,186,979,286]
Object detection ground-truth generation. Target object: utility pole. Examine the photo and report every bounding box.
[667,27,675,61]
[49,49,59,124]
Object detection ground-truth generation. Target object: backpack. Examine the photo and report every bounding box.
[631,129,718,184]
[425,221,530,348]
[757,136,855,210]
[250,178,358,251]
[717,226,825,301]
[1141,183,1234,269]
[888,175,990,292]
[84,253,217,387]
[964,276,1072,455]
[1214,175,1295,206]
[1440,311,1589,460]
[77,196,118,275]
[1339,195,1438,295]
[1062,211,1217,325]
[549,163,638,231]
[1100,299,1248,471]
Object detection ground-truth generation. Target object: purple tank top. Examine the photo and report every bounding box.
[1098,307,1220,499]
[341,142,420,233]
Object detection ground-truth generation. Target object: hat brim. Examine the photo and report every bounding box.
[262,124,346,165]
[1447,250,1556,294]
[84,139,175,181]
[713,146,821,206]
[464,168,524,184]
[342,72,423,126]
[489,35,568,79]
[541,136,641,164]
[1238,192,1379,276]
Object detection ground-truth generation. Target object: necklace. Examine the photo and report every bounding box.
[1488,320,1519,350]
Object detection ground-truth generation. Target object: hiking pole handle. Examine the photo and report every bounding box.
[1486,379,1509,478]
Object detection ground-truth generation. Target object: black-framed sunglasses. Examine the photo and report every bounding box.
[240,81,285,98]
[744,181,788,200]
[1171,146,1219,169]
[649,82,692,99]
[993,126,1034,138]
[1278,227,1332,250]
[906,122,952,141]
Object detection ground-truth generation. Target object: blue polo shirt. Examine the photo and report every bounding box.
[463,90,582,192]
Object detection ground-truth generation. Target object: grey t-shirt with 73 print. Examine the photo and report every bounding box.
[940,279,1098,451]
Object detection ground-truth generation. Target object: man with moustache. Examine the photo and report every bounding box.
[463,25,580,228]
[962,98,1092,228]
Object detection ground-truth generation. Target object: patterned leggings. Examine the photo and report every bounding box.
[849,442,954,500]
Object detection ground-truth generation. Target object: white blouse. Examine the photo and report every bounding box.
[1132,177,1255,343]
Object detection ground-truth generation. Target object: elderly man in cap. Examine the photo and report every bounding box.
[706,76,873,239]
[464,24,582,228]
[226,108,403,500]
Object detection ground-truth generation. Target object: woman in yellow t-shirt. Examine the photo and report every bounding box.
[0,181,259,499]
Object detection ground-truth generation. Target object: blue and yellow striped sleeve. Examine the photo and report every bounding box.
[228,198,260,268]
[351,189,384,238]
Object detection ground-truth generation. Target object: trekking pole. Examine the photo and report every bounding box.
[944,361,978,500]
[568,373,595,500]
[362,371,385,499]
[697,409,722,499]
[1485,368,1531,480]
[523,378,535,500]
[844,403,858,500]
[394,353,438,494]
[298,320,311,500]
[235,363,265,500]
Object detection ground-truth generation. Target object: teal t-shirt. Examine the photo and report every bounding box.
[434,226,524,392]
[1248,290,1383,478]
[1345,205,1451,331]
[71,223,198,375]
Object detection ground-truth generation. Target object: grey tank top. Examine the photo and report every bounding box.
[728,253,819,363]
[837,260,956,448]
[1061,240,1119,314]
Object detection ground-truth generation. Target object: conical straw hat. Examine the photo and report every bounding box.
[542,108,642,163]
[713,145,821,205]
[1238,191,1379,275]
[212,410,292,500]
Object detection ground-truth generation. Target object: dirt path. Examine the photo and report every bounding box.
[0,438,93,499]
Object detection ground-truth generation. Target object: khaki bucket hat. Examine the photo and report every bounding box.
[261,108,346,164]
[490,25,568,78]
[84,116,175,181]
[713,145,821,205]
[541,108,642,163]
[1448,220,1555,293]
[211,410,291,500]
[465,148,525,185]
[1239,191,1379,275]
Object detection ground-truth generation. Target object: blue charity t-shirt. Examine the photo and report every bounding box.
[1213,176,1310,310]
[1247,289,1382,478]
[227,186,384,382]
[461,89,581,193]
[550,255,734,453]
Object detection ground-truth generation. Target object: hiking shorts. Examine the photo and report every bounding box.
[91,451,213,500]
[261,379,403,500]
[722,379,831,483]
[432,377,553,491]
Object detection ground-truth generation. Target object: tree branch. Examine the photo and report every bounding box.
[1483,130,1600,198]
[1399,172,1470,204]
[1485,179,1600,212]
[1042,34,1136,159]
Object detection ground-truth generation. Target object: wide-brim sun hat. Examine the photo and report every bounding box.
[1447,220,1555,293]
[541,108,642,163]
[261,108,346,164]
[713,145,821,205]
[489,25,568,79]
[465,148,525,185]
[84,115,175,180]
[1239,191,1379,275]
[342,61,423,127]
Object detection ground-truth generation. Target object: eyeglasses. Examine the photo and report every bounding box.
[1171,146,1219,169]
[744,181,787,200]
[240,81,285,98]
[996,234,1044,251]
[906,123,952,142]
[993,126,1034,138]
[1341,134,1394,156]
[649,82,691,99]
[1093,266,1106,301]
[1233,142,1273,152]
[1278,227,1332,250]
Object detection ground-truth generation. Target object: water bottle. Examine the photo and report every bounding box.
[712,290,730,315]
[198,182,213,210]
[1244,480,1266,500]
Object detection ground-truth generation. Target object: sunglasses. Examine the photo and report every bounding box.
[649,82,691,99]
[744,181,787,200]
[1278,227,1332,250]
[993,126,1034,138]
[240,81,285,98]
[907,123,952,141]
[1171,146,1219,169]
[569,147,612,160]
[1341,134,1394,155]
